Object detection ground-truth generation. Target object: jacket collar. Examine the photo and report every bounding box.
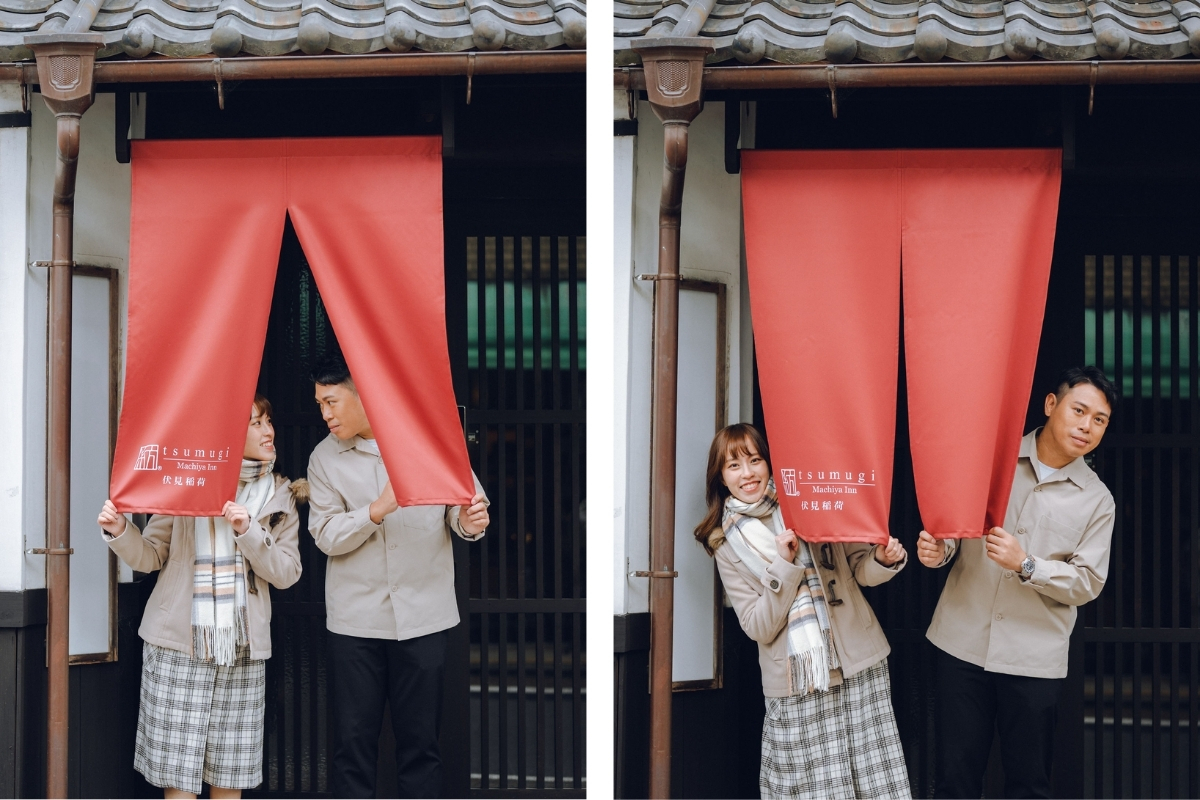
[1020,428,1092,490]
[333,433,377,454]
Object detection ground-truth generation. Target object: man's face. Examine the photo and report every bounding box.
[1043,383,1112,461]
[315,382,370,440]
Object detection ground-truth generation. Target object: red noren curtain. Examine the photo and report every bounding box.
[742,151,902,546]
[742,149,1060,544]
[110,137,475,515]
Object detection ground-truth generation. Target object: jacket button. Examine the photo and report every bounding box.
[1017,528,1026,534]
[389,543,396,550]
[264,536,273,547]
[995,614,1003,621]
[1034,486,1042,492]
[391,585,398,593]
[1004,571,1013,579]
[769,579,780,590]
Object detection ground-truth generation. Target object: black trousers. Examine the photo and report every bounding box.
[933,649,1064,799]
[328,629,448,799]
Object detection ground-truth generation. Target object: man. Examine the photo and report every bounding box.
[306,358,489,799]
[917,366,1117,799]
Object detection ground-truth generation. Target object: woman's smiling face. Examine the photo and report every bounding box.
[722,444,770,504]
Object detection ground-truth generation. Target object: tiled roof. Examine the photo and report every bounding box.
[0,0,585,61]
[615,0,1199,65]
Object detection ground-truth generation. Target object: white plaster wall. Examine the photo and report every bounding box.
[25,93,132,589]
[0,85,30,592]
[618,101,745,616]
[613,126,637,617]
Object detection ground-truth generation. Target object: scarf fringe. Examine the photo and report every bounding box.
[786,628,839,696]
[191,606,250,666]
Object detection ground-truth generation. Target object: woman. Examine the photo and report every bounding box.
[696,423,911,799]
[97,395,305,799]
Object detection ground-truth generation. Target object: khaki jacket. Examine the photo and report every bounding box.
[715,533,905,697]
[926,429,1116,679]
[307,434,487,641]
[104,474,304,660]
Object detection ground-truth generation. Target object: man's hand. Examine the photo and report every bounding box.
[916,530,946,567]
[369,481,399,525]
[97,500,127,537]
[874,536,906,566]
[458,493,490,535]
[984,526,1027,572]
[775,529,799,563]
[222,501,251,535]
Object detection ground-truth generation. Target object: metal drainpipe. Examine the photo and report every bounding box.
[631,35,714,800]
[671,0,719,38]
[23,29,103,800]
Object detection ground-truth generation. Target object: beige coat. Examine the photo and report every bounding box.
[926,429,1116,679]
[307,434,487,641]
[715,531,905,697]
[104,474,304,660]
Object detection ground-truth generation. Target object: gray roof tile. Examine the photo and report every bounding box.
[0,0,582,59]
[615,0,1200,63]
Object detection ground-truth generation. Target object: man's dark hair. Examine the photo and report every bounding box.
[1052,366,1118,413]
[311,357,355,390]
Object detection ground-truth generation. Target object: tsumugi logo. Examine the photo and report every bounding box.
[133,445,161,471]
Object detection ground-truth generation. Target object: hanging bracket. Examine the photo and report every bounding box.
[1088,60,1098,116]
[827,65,839,119]
[466,52,476,105]
[214,58,225,110]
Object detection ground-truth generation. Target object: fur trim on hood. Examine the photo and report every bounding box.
[273,473,311,506]
[288,477,311,506]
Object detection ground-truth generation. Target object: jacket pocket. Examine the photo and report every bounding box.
[1033,515,1085,560]
[405,505,445,532]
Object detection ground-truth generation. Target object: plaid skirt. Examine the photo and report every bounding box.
[134,641,266,794]
[760,658,910,799]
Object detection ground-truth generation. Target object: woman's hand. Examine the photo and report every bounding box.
[916,530,946,567]
[222,501,251,535]
[775,529,800,563]
[874,536,905,566]
[97,500,127,537]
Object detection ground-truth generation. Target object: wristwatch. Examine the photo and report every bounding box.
[1020,555,1036,579]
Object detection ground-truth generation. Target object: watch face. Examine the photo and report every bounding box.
[1022,557,1035,575]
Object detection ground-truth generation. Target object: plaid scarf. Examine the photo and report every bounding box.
[191,459,275,665]
[722,479,840,695]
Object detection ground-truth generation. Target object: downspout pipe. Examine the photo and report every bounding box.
[62,0,104,33]
[23,30,103,800]
[630,35,714,800]
[671,0,719,39]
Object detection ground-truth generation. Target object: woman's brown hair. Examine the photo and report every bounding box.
[693,423,772,555]
[252,393,273,421]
